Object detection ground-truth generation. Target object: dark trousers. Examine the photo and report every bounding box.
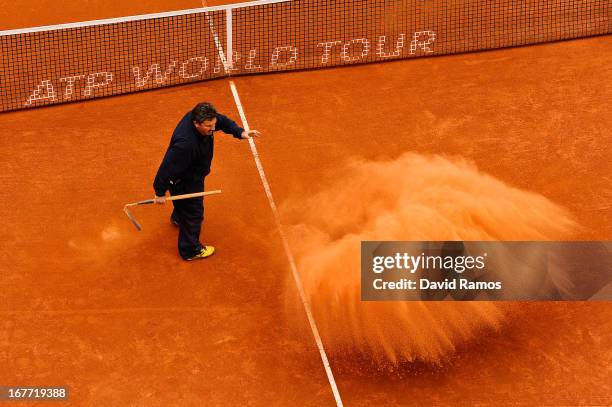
[169,178,205,259]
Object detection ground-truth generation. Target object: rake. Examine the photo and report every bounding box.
[123,190,222,231]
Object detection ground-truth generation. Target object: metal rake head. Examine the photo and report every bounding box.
[123,204,143,231]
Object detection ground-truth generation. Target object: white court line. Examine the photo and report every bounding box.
[201,0,231,75]
[226,8,233,69]
[229,81,344,407]
[204,10,230,72]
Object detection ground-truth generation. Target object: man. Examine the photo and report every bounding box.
[153,102,260,260]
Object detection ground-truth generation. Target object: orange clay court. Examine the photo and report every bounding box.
[0,0,611,406]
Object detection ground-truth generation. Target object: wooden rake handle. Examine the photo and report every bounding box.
[167,190,222,201]
[126,190,222,207]
[123,190,222,231]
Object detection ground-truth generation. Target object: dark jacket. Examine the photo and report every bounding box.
[153,112,244,197]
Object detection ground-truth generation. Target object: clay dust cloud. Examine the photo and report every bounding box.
[282,153,578,366]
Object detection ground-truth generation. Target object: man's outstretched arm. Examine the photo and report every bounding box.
[216,113,261,140]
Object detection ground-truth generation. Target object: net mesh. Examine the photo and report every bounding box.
[1,0,610,112]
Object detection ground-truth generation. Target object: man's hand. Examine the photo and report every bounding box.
[241,130,261,139]
[154,195,166,204]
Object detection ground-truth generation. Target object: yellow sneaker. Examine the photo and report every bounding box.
[187,246,215,261]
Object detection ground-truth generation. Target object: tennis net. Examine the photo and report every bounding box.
[1,0,610,112]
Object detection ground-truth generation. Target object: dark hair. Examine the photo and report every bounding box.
[191,102,217,123]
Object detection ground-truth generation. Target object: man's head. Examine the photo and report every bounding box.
[191,102,217,136]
